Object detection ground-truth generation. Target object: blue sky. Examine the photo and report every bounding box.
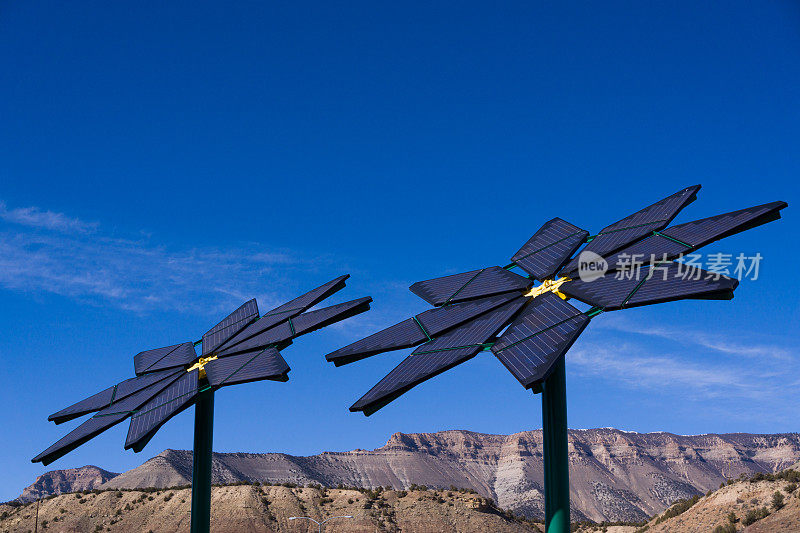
[1,1,799,501]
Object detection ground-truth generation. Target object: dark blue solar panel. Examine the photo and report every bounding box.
[492,293,589,389]
[601,201,787,272]
[48,369,182,424]
[291,296,372,336]
[559,274,641,310]
[561,185,700,275]
[33,371,183,465]
[134,342,196,376]
[216,275,349,353]
[217,297,373,357]
[415,293,518,336]
[602,234,690,273]
[125,370,200,452]
[139,342,197,375]
[624,263,738,308]
[325,293,519,366]
[409,266,531,307]
[325,318,428,366]
[205,348,290,388]
[511,218,588,280]
[201,299,259,356]
[659,201,787,250]
[560,262,739,310]
[350,298,526,416]
[412,297,527,358]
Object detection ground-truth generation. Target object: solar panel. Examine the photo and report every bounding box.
[33,371,184,465]
[415,293,519,336]
[491,293,590,389]
[560,262,738,310]
[217,297,374,357]
[412,297,527,358]
[134,342,196,376]
[325,318,428,367]
[291,296,373,337]
[205,348,290,388]
[125,370,200,453]
[559,274,641,310]
[325,293,519,367]
[561,185,701,275]
[216,275,350,353]
[350,298,527,416]
[624,263,738,309]
[601,201,788,272]
[659,201,788,251]
[511,218,588,281]
[201,299,259,356]
[48,369,183,424]
[409,266,532,307]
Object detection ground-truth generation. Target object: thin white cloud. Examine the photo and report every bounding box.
[593,315,791,360]
[0,201,98,234]
[0,201,338,315]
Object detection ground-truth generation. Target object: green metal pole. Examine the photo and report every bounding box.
[541,356,569,533]
[190,387,214,533]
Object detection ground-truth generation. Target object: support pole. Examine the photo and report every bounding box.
[190,387,214,533]
[541,356,569,533]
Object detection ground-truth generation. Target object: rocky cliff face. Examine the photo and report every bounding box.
[19,466,118,502]
[20,429,800,522]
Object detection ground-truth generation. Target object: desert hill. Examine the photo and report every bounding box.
[17,428,800,523]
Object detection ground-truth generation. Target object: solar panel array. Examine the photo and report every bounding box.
[329,185,787,420]
[34,274,371,465]
[409,266,532,307]
[511,218,588,280]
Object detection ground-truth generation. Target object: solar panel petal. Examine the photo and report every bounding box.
[325,294,520,367]
[216,275,350,353]
[491,293,590,389]
[32,411,130,466]
[48,369,182,424]
[409,266,532,307]
[415,293,519,336]
[217,297,374,358]
[291,296,373,337]
[32,371,184,465]
[559,274,641,310]
[623,263,739,308]
[659,201,788,251]
[350,298,526,416]
[561,185,701,275]
[560,262,738,311]
[134,342,196,376]
[600,201,788,273]
[201,299,259,356]
[325,318,428,366]
[512,218,589,280]
[124,370,200,453]
[205,348,290,388]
